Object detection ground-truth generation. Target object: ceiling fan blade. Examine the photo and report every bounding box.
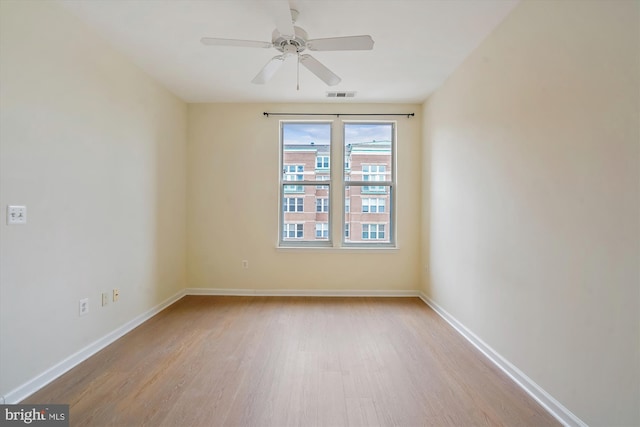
[252,55,286,84]
[200,37,272,49]
[307,35,374,51]
[299,54,341,86]
[270,1,295,39]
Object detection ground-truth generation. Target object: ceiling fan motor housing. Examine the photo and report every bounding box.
[272,26,308,54]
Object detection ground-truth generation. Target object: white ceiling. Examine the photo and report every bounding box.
[60,0,518,104]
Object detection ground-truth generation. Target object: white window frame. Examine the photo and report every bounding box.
[316,156,330,169]
[279,121,333,247]
[283,223,304,239]
[362,198,385,213]
[342,121,396,248]
[316,198,329,212]
[278,119,397,249]
[362,223,386,240]
[283,197,304,212]
[315,222,329,239]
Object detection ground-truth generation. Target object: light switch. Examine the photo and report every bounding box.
[7,206,26,225]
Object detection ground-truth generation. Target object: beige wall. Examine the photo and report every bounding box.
[421,0,639,425]
[188,103,422,291]
[2,0,638,423]
[0,1,187,396]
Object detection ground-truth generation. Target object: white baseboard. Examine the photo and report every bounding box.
[3,289,186,404]
[185,288,420,297]
[417,292,586,427]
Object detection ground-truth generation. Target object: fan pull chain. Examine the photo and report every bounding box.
[296,53,300,91]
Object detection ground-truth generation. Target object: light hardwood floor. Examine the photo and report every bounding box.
[24,296,559,426]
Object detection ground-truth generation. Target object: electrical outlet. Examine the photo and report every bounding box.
[113,288,120,302]
[79,298,89,316]
[242,260,249,269]
[7,205,26,225]
[101,292,109,307]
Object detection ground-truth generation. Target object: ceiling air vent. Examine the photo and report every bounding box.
[326,91,356,98]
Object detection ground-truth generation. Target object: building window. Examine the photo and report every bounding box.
[315,223,329,239]
[316,156,329,169]
[283,197,304,212]
[362,165,387,193]
[284,165,304,193]
[344,122,395,246]
[316,198,329,212]
[362,198,385,213]
[283,223,304,239]
[280,122,332,246]
[316,174,329,189]
[362,224,385,240]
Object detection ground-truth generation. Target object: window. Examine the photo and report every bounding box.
[280,122,332,246]
[362,198,385,213]
[284,165,304,192]
[316,174,329,189]
[283,197,304,212]
[280,121,395,247]
[283,223,304,239]
[362,224,385,240]
[362,165,387,193]
[316,198,329,212]
[344,123,394,246]
[316,156,329,169]
[315,223,329,239]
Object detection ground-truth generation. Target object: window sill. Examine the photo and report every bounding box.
[276,245,398,253]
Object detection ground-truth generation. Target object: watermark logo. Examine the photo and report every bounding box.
[0,405,68,427]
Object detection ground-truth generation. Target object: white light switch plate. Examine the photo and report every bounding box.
[7,205,26,225]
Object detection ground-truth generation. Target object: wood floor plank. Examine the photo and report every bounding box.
[23,296,560,426]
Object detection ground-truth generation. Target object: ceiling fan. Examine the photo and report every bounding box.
[200,5,374,87]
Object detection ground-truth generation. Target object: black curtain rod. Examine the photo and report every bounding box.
[263,112,414,118]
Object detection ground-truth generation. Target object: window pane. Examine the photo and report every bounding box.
[343,123,393,245]
[281,184,332,242]
[283,123,331,181]
[344,185,391,244]
[281,123,332,246]
[344,123,392,181]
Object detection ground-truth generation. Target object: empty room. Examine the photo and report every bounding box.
[0,0,638,426]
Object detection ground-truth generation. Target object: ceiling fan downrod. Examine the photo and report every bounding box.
[297,53,300,91]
